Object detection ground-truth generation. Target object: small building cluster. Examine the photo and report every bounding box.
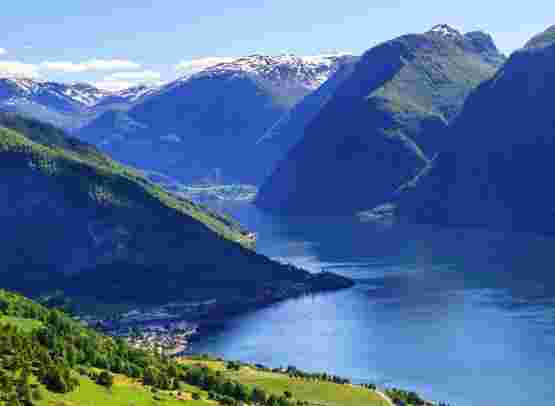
[126,326,195,356]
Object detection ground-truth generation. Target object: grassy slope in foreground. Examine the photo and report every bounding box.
[0,289,211,406]
[0,316,43,333]
[39,375,209,406]
[1,289,388,406]
[38,367,390,406]
[179,359,387,406]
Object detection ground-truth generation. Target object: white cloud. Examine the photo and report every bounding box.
[40,59,141,73]
[93,80,137,92]
[0,61,40,78]
[94,70,163,91]
[85,59,141,71]
[0,48,7,56]
[105,70,161,81]
[176,57,236,75]
[40,61,88,73]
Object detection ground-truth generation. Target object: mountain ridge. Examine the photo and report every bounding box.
[79,53,354,185]
[398,25,555,234]
[0,78,156,130]
[256,26,505,215]
[0,113,353,308]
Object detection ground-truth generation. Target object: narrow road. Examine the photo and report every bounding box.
[375,389,395,406]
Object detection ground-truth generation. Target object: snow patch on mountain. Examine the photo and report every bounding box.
[113,85,158,102]
[428,24,463,39]
[175,53,353,90]
[0,77,160,111]
[0,78,111,108]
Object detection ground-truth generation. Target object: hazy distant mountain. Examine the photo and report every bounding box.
[79,54,353,185]
[256,25,505,215]
[0,78,109,109]
[399,25,555,233]
[0,78,157,130]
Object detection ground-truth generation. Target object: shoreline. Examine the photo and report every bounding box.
[98,273,355,356]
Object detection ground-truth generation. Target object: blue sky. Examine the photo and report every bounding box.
[1,1,553,90]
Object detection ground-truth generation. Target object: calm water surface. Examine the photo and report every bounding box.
[192,202,555,406]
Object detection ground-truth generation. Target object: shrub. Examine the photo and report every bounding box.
[77,366,89,376]
[96,371,114,389]
[32,388,44,401]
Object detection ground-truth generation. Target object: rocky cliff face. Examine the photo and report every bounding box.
[256,26,505,215]
[399,26,555,233]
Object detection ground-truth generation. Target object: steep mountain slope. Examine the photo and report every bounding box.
[256,56,359,172]
[0,113,352,306]
[256,25,505,215]
[0,79,155,130]
[79,54,352,185]
[399,26,555,233]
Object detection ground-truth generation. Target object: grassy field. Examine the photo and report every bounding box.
[0,316,43,333]
[179,358,389,406]
[39,374,214,406]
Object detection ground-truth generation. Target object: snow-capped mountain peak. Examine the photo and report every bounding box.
[0,77,162,130]
[112,84,158,102]
[1,78,44,95]
[428,24,463,39]
[0,78,111,108]
[58,83,111,107]
[0,77,160,111]
[181,53,353,90]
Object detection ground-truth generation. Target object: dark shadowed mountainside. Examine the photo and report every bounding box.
[256,25,505,215]
[0,113,352,307]
[256,56,359,174]
[399,26,555,234]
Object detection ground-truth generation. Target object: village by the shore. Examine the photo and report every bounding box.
[74,270,353,356]
[76,303,207,356]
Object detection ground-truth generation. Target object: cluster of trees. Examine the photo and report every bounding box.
[0,361,44,406]
[0,290,314,406]
[181,364,303,406]
[226,361,242,371]
[385,388,426,406]
[278,365,351,385]
[0,290,183,404]
[2,289,443,406]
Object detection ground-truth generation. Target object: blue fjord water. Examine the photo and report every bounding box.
[192,202,555,406]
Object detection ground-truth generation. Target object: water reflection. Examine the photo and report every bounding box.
[194,202,555,406]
